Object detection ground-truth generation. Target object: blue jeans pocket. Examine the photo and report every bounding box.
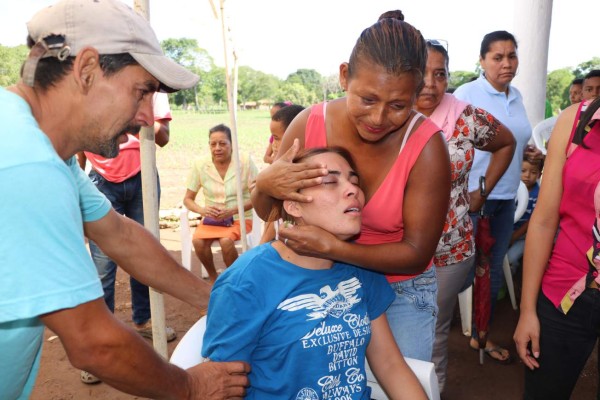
[391,268,438,315]
[89,170,106,190]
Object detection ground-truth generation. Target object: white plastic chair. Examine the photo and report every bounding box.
[531,116,557,155]
[366,358,440,400]
[458,286,473,336]
[170,317,440,400]
[180,207,263,276]
[170,316,207,369]
[458,180,529,335]
[502,180,529,310]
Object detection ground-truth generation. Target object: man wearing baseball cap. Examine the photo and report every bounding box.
[0,0,249,398]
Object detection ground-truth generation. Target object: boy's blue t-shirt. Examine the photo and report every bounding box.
[0,88,110,399]
[203,243,395,400]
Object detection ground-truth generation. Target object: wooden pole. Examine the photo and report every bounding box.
[133,0,168,359]
[219,0,248,251]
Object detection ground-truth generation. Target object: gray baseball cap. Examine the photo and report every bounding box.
[24,0,199,92]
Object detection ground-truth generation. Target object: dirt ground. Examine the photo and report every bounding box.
[31,227,597,400]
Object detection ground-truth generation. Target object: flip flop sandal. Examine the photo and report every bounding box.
[80,370,101,384]
[483,346,514,365]
[469,340,514,365]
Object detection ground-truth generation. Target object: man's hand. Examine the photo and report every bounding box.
[188,361,250,399]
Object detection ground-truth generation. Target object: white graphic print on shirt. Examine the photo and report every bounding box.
[278,277,372,399]
[277,277,362,320]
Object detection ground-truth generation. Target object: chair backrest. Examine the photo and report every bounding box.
[514,180,529,224]
[170,316,206,369]
[531,116,556,155]
[246,209,264,249]
[366,358,440,400]
[171,316,440,400]
[180,207,193,271]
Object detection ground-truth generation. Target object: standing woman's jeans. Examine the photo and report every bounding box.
[385,266,438,362]
[465,198,516,335]
[88,170,159,325]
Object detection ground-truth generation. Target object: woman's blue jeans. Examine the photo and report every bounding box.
[88,170,159,325]
[385,267,438,362]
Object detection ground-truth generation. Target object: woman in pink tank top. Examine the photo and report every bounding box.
[252,15,451,363]
[513,97,600,399]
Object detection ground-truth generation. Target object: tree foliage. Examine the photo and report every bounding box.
[161,38,217,109]
[286,69,322,104]
[546,68,574,112]
[448,71,478,90]
[276,82,316,106]
[572,57,600,78]
[237,66,279,104]
[161,38,214,71]
[321,73,344,101]
[0,45,28,87]
[1,40,597,116]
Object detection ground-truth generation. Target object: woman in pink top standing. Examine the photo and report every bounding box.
[251,17,451,362]
[514,97,600,399]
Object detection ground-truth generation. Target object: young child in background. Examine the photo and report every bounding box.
[270,104,305,160]
[260,104,305,243]
[203,147,427,400]
[507,158,543,273]
[263,101,293,163]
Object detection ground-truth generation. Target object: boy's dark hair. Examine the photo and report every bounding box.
[572,78,583,85]
[523,157,544,173]
[273,101,293,109]
[583,70,600,81]
[272,105,305,130]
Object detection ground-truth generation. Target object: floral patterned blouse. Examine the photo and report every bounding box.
[434,105,501,267]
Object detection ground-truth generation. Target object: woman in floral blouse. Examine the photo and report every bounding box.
[414,39,515,392]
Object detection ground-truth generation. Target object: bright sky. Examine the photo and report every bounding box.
[1,0,597,80]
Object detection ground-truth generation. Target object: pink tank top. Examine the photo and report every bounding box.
[305,102,440,283]
[542,102,600,310]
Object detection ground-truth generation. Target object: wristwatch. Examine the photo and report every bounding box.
[479,176,488,198]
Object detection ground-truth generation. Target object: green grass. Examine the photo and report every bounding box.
[157,109,272,209]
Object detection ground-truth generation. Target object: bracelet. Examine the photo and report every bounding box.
[479,176,488,197]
